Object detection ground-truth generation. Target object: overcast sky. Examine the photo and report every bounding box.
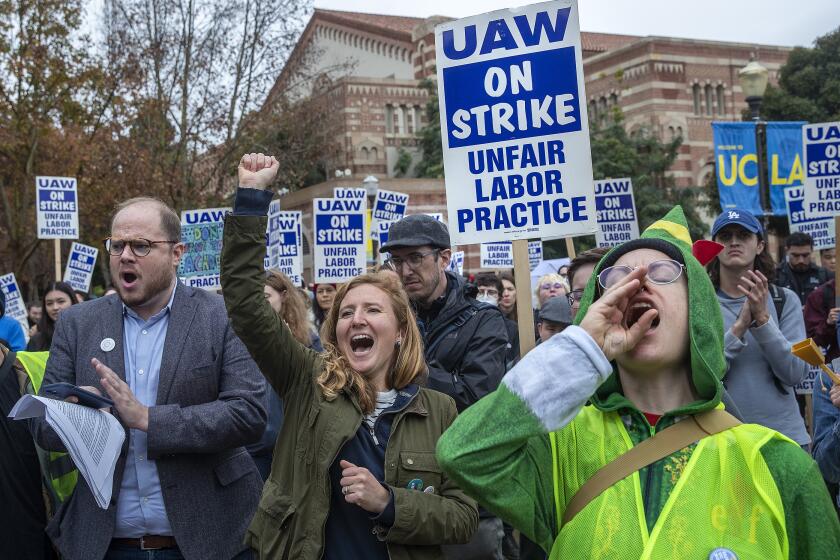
[313,0,838,48]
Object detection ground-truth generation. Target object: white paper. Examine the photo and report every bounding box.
[10,395,125,509]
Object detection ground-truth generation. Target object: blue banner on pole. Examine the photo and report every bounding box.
[713,122,761,215]
[766,122,806,215]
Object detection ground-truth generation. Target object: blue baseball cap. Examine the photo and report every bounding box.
[711,209,763,239]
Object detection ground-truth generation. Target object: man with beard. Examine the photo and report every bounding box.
[30,197,267,560]
[775,232,832,306]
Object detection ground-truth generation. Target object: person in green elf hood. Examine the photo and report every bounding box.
[437,207,840,560]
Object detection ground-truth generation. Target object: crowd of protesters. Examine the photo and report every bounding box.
[1,152,840,560]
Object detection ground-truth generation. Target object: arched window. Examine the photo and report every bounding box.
[692,84,701,115]
[371,147,378,161]
[414,105,423,129]
[704,84,713,115]
[589,100,598,122]
[385,105,394,134]
[716,85,726,116]
[668,126,675,140]
[676,126,683,138]
[407,108,415,134]
[599,97,608,124]
[610,93,618,106]
[394,106,405,135]
[361,147,369,160]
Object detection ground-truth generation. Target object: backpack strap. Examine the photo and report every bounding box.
[769,284,786,322]
[561,409,741,526]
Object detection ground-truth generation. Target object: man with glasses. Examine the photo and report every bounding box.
[381,214,509,560]
[30,197,267,560]
[566,247,610,317]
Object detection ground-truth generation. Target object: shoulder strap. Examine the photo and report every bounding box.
[769,284,785,321]
[561,409,741,526]
[0,349,16,385]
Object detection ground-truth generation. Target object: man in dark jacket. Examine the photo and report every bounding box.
[382,214,509,560]
[775,231,833,305]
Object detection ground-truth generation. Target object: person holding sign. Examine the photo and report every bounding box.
[221,153,478,560]
[438,207,840,559]
[706,209,811,448]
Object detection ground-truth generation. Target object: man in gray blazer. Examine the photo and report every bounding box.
[31,197,267,560]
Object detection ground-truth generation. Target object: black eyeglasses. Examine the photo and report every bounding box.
[390,250,439,270]
[104,237,178,257]
[598,259,685,291]
[567,289,584,306]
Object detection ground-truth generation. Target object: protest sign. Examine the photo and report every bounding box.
[481,240,543,269]
[372,189,409,239]
[766,122,806,214]
[435,0,596,245]
[795,364,819,395]
[178,208,229,290]
[334,187,368,201]
[802,122,840,218]
[313,198,366,283]
[268,210,303,285]
[448,251,465,276]
[784,186,835,250]
[594,178,639,248]
[63,242,99,293]
[528,240,543,270]
[0,273,29,341]
[36,176,79,239]
[265,199,281,269]
[425,213,445,222]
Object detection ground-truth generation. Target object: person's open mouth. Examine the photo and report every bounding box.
[349,333,375,355]
[121,271,139,289]
[624,301,660,331]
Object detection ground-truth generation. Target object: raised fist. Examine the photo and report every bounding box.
[238,152,279,190]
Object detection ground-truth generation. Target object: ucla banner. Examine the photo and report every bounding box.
[713,122,760,214]
[766,122,806,215]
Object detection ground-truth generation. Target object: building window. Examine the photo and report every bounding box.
[414,106,423,129]
[394,106,405,135]
[589,100,598,122]
[407,107,415,134]
[716,85,726,116]
[609,93,618,106]
[704,84,713,116]
[599,97,608,124]
[371,147,378,161]
[692,84,701,115]
[676,126,683,138]
[361,147,369,161]
[668,126,675,140]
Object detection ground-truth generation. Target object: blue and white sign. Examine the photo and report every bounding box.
[435,0,596,244]
[448,251,465,275]
[63,242,98,293]
[480,240,543,269]
[802,122,840,218]
[36,176,79,239]
[178,207,230,290]
[313,198,366,283]
[594,178,639,248]
[784,186,835,250]
[372,189,409,239]
[528,240,543,270]
[334,187,368,201]
[268,210,303,285]
[0,273,29,341]
[425,213,445,222]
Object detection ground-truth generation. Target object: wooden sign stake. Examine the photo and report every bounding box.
[54,239,62,282]
[512,239,536,358]
[565,237,576,259]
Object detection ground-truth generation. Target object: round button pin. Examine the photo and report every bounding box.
[708,548,738,560]
[406,478,423,490]
[100,338,116,352]
[423,486,435,494]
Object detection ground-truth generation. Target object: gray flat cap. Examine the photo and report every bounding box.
[538,296,573,325]
[379,214,450,253]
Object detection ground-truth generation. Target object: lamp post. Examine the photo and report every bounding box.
[738,57,770,217]
[363,175,379,264]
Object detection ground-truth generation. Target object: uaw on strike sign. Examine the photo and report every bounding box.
[435,0,596,245]
[36,176,79,239]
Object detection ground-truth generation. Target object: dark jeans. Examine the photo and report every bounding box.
[105,543,254,560]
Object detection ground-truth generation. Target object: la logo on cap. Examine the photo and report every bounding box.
[727,211,740,220]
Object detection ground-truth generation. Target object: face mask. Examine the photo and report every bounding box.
[476,293,498,306]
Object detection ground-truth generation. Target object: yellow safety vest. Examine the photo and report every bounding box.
[16,351,78,504]
[548,406,790,560]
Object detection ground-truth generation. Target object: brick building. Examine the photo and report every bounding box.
[270,8,792,277]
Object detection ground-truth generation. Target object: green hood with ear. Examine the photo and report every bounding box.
[574,206,726,416]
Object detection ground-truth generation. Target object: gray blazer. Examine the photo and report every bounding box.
[31,284,267,560]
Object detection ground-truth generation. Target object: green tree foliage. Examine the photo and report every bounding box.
[762,26,840,122]
[414,79,443,178]
[590,112,708,242]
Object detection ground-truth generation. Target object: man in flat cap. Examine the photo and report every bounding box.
[381,214,509,560]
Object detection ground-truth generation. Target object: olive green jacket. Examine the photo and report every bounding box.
[220,213,478,560]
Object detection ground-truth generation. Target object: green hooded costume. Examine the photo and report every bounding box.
[437,207,840,558]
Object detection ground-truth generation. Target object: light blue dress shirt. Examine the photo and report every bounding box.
[114,284,177,537]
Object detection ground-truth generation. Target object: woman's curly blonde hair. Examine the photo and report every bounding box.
[317,272,425,414]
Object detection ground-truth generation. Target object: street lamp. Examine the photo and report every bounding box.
[738,57,771,217]
[738,57,769,121]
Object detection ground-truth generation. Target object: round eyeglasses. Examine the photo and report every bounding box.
[597,259,685,291]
